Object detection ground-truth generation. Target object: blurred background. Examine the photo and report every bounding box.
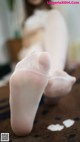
[0,0,80,86]
[0,0,24,83]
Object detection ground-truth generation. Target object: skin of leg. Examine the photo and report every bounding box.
[43,10,76,100]
[19,28,44,60]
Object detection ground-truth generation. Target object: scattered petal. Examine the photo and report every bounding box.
[63,119,75,128]
[47,124,64,131]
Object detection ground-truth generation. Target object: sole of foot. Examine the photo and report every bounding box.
[10,52,50,136]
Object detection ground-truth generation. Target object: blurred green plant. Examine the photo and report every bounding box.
[7,0,15,11]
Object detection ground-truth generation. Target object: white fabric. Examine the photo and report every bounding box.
[17,51,50,77]
[10,52,50,136]
[24,10,48,33]
[45,70,76,97]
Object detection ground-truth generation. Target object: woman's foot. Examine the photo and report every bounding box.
[44,70,76,98]
[9,52,50,136]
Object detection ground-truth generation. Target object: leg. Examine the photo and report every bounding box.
[19,43,44,60]
[43,10,76,99]
[10,52,50,136]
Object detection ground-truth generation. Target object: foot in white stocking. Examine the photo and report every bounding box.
[44,70,76,98]
[9,52,50,136]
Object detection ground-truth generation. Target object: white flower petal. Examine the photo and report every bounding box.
[63,119,75,128]
[47,124,64,131]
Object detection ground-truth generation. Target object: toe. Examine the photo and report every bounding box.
[38,52,50,75]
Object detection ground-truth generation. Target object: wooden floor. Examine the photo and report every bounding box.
[0,67,80,142]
